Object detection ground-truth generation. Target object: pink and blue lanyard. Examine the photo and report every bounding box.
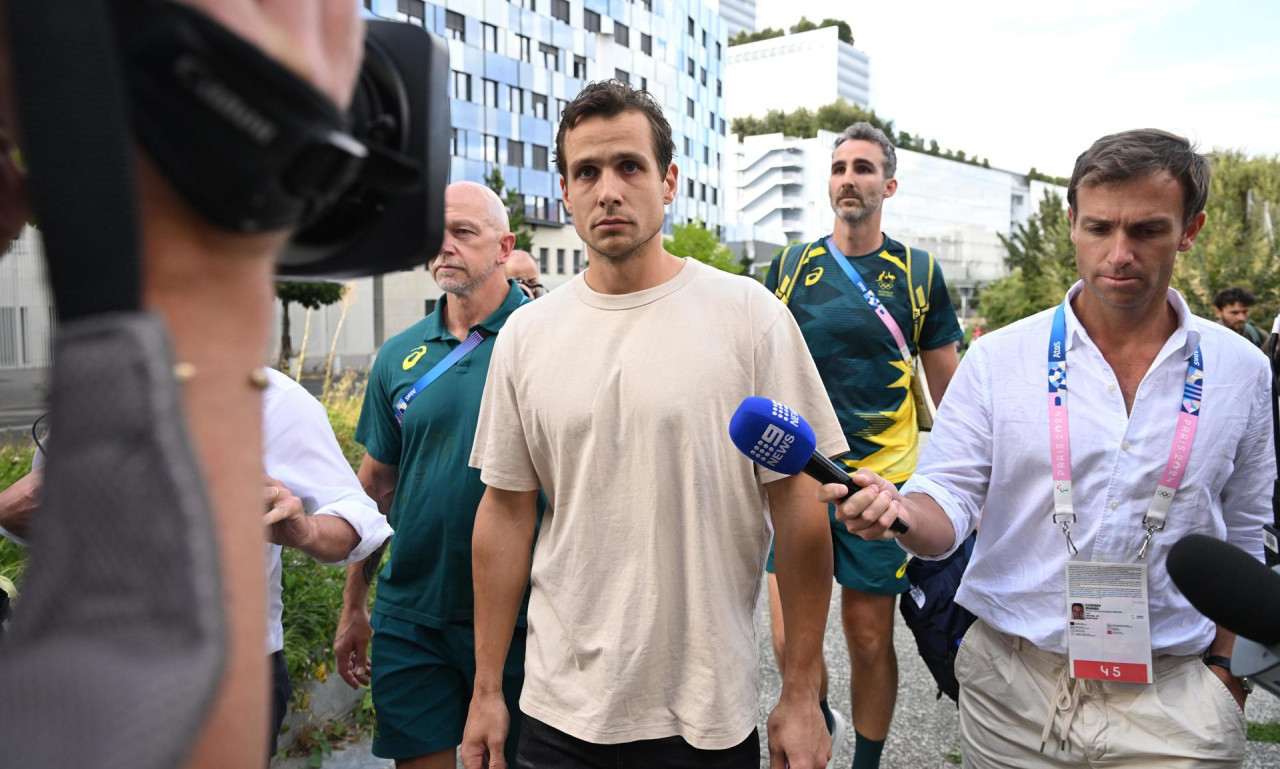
[1048,303,1203,557]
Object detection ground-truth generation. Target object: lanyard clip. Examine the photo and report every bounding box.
[1138,522,1160,559]
[1060,521,1079,557]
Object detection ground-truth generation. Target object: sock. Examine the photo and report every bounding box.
[852,731,885,769]
[819,698,835,735]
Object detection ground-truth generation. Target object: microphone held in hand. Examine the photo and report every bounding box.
[728,396,909,534]
[1167,534,1280,646]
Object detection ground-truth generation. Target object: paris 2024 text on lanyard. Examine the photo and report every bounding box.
[1049,302,1203,684]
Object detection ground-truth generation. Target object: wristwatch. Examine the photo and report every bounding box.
[1203,654,1255,694]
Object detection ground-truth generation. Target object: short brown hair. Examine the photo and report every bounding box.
[1067,129,1211,227]
[554,79,675,181]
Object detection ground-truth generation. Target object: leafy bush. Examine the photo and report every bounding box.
[0,437,35,589]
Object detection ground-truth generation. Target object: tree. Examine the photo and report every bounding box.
[729,27,785,46]
[664,219,743,275]
[819,18,854,45]
[276,281,345,370]
[790,16,819,34]
[484,165,535,252]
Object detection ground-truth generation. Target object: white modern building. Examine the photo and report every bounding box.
[726,129,1065,316]
[725,25,871,119]
[717,0,756,40]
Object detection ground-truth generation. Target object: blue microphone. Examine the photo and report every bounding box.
[729,396,910,534]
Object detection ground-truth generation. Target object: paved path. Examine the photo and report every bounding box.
[278,583,1280,768]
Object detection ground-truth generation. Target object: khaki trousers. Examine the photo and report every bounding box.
[955,620,1245,768]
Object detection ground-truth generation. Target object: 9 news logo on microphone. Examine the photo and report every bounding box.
[748,400,803,469]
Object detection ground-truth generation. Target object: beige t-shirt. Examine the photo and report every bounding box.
[471,258,846,749]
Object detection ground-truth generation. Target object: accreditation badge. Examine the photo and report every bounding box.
[1065,561,1153,683]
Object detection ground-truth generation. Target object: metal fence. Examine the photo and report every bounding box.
[0,228,56,370]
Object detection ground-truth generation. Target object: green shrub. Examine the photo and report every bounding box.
[0,437,35,588]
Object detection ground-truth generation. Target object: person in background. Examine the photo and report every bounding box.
[1212,286,1267,348]
[505,248,545,299]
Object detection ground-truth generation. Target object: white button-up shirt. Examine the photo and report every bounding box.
[263,369,392,654]
[902,283,1274,656]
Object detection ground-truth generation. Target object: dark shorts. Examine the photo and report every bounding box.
[370,612,526,762]
[516,715,759,769]
[766,501,911,595]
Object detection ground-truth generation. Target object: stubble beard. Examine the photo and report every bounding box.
[586,219,664,264]
[435,261,497,297]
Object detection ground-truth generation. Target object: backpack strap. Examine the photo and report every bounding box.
[904,246,935,348]
[773,240,821,307]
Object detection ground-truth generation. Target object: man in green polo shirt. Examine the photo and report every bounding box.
[764,123,963,769]
[334,181,540,769]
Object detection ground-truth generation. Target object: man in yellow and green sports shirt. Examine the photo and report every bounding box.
[764,122,963,769]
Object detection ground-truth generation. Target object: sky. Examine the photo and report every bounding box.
[752,0,1280,177]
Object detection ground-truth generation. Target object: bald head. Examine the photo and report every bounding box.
[447,180,510,235]
[505,250,538,282]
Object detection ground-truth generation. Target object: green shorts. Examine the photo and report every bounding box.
[370,612,526,762]
[765,502,911,596]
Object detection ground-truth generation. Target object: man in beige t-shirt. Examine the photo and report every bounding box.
[460,81,845,769]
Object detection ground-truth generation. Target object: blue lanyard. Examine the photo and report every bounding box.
[1047,302,1204,557]
[393,329,488,424]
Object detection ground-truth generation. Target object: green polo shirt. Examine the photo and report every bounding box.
[765,234,963,484]
[357,280,542,627]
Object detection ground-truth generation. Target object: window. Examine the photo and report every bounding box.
[702,29,707,47]
[716,151,721,167]
[687,57,694,77]
[573,249,582,273]
[720,117,726,136]
[686,179,694,197]
[513,0,536,10]
[482,22,499,52]
[683,137,691,156]
[482,78,498,107]
[708,110,715,129]
[686,98,694,118]
[614,68,629,84]
[700,67,706,86]
[556,248,566,274]
[573,55,587,79]
[508,139,525,167]
[711,188,718,205]
[700,182,706,201]
[552,0,569,23]
[449,128,458,156]
[517,34,532,62]
[687,16,694,37]
[508,85,524,113]
[703,146,709,164]
[539,248,549,273]
[641,33,652,55]
[484,135,499,164]
[397,0,425,25]
[642,0,652,10]
[533,144,549,171]
[640,76,648,91]
[716,41,722,60]
[615,23,629,47]
[716,79,722,97]
[584,9,601,32]
[532,93,548,119]
[557,99,568,119]
[452,70,472,101]
[445,10,465,42]
[539,42,560,71]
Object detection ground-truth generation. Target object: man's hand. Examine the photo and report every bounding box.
[182,0,364,110]
[826,469,909,540]
[0,467,41,539]
[766,694,831,769]
[460,692,511,769]
[1208,663,1248,711]
[262,477,312,550]
[334,605,373,688]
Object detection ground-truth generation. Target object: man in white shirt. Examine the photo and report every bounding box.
[829,129,1273,767]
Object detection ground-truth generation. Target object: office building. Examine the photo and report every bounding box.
[725,25,870,119]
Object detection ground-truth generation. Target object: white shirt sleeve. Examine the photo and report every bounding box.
[1219,359,1277,561]
[263,385,392,567]
[899,338,993,560]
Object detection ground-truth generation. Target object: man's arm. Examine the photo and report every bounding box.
[263,479,359,563]
[461,485,539,769]
[825,471,958,557]
[0,468,40,542]
[919,343,959,407]
[334,453,397,688]
[763,472,832,769]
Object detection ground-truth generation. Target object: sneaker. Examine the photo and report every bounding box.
[829,709,848,755]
